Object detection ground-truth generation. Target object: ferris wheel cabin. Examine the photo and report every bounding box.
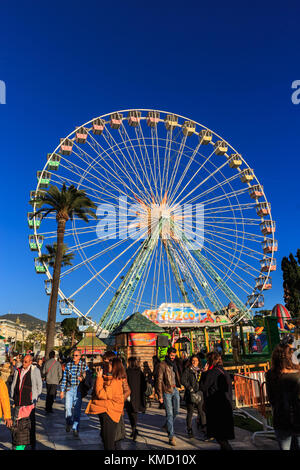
[214,140,228,156]
[255,275,272,290]
[256,202,271,217]
[199,129,212,144]
[146,111,160,127]
[29,234,44,251]
[262,238,278,254]
[182,120,196,137]
[34,257,47,274]
[247,293,264,308]
[75,127,88,144]
[249,184,264,199]
[29,190,44,206]
[240,168,254,183]
[260,258,276,272]
[227,153,242,169]
[59,299,75,315]
[128,110,141,127]
[27,212,42,229]
[44,279,52,295]
[60,138,73,155]
[46,153,61,171]
[110,113,123,129]
[37,171,51,189]
[165,114,178,131]
[260,220,275,235]
[92,118,105,135]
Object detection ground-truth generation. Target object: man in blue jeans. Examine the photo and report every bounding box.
[157,347,181,446]
[60,350,89,438]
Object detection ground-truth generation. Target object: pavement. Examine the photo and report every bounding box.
[0,384,279,451]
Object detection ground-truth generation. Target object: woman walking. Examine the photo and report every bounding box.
[200,351,234,450]
[125,357,147,440]
[85,357,128,450]
[266,343,300,450]
[181,355,206,438]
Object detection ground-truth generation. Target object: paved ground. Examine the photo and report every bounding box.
[0,385,279,451]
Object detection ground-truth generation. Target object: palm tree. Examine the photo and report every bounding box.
[31,183,97,358]
[39,243,75,268]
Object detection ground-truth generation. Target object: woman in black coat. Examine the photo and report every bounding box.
[181,355,207,438]
[266,343,300,450]
[200,351,234,450]
[125,357,147,441]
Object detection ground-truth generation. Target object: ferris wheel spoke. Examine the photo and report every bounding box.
[134,125,157,201]
[136,123,160,203]
[200,187,249,208]
[199,232,262,274]
[170,144,219,207]
[173,236,223,310]
[182,220,264,260]
[181,222,256,284]
[60,235,133,279]
[169,139,203,204]
[85,241,144,318]
[155,239,164,308]
[101,126,152,204]
[58,153,138,206]
[85,134,146,203]
[200,245,255,293]
[166,134,188,201]
[133,242,157,313]
[115,125,153,203]
[69,227,148,299]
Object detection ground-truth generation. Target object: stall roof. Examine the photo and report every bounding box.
[76,335,107,349]
[111,312,165,335]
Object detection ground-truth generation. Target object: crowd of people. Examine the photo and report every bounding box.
[0,339,300,451]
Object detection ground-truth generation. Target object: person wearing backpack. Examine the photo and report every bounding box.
[42,351,62,414]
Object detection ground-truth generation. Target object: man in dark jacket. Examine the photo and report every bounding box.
[42,350,63,414]
[157,347,181,446]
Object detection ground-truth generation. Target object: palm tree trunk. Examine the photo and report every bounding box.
[45,217,66,359]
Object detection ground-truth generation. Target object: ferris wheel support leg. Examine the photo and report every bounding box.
[163,240,190,304]
[99,227,161,332]
[175,237,222,312]
[191,247,253,324]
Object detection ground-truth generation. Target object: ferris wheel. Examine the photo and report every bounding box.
[28,109,277,333]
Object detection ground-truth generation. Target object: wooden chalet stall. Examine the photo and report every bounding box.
[76,326,107,358]
[111,312,165,367]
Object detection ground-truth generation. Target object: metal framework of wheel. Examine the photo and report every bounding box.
[28,109,277,334]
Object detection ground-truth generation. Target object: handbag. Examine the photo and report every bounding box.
[115,414,126,442]
[78,362,90,398]
[145,382,153,397]
[190,390,203,405]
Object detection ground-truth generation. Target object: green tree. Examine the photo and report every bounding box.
[61,318,82,347]
[31,183,97,359]
[38,243,75,268]
[281,250,300,318]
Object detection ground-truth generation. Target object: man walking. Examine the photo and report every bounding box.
[10,354,42,450]
[43,351,62,414]
[60,349,89,437]
[157,347,181,446]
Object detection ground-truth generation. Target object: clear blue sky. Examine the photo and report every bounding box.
[0,0,299,321]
